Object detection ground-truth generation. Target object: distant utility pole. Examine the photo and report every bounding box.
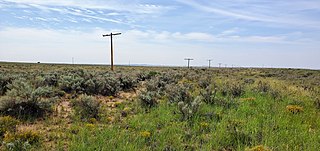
[103,32,121,71]
[218,63,222,68]
[184,58,194,68]
[207,59,212,68]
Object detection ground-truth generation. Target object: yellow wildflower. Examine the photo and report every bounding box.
[200,122,209,128]
[140,131,151,138]
[85,123,95,129]
[123,107,131,112]
[246,145,270,151]
[240,97,256,102]
[286,105,303,114]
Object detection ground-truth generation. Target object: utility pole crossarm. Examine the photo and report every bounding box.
[184,58,194,68]
[103,33,121,37]
[102,32,121,71]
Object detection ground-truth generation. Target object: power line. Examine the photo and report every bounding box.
[103,32,121,71]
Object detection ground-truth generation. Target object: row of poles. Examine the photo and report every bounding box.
[103,32,233,71]
[184,58,230,68]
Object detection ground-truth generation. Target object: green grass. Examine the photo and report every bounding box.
[67,91,320,150]
[0,62,319,151]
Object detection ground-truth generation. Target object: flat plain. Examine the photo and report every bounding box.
[0,62,319,151]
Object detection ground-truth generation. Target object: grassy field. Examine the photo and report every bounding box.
[0,62,319,151]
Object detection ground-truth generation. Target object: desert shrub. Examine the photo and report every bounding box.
[138,91,158,109]
[177,96,202,121]
[145,78,162,92]
[0,96,54,120]
[118,74,137,91]
[43,73,58,86]
[6,78,33,99]
[0,74,12,96]
[198,77,211,89]
[83,79,96,95]
[200,86,217,105]
[220,82,244,98]
[230,83,245,98]
[95,76,121,96]
[269,88,282,100]
[256,81,270,93]
[244,78,255,84]
[136,71,157,81]
[144,72,180,96]
[314,98,320,110]
[0,116,19,138]
[3,130,40,151]
[165,84,193,103]
[220,85,229,97]
[71,95,101,120]
[33,86,64,98]
[32,76,45,88]
[77,73,122,96]
[0,78,55,119]
[58,75,84,93]
[3,139,31,151]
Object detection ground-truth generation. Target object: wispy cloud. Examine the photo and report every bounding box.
[2,0,173,14]
[176,0,320,29]
[1,0,174,29]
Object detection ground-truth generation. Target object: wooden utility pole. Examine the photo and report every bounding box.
[103,32,121,71]
[184,58,194,68]
[207,59,212,68]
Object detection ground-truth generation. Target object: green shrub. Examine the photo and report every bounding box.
[43,73,58,86]
[6,78,33,100]
[0,116,19,138]
[0,96,53,120]
[118,74,137,91]
[3,130,40,151]
[198,77,211,89]
[136,71,156,81]
[3,139,31,151]
[256,81,270,93]
[83,79,96,95]
[244,78,255,84]
[314,97,320,110]
[0,74,12,96]
[33,86,63,98]
[95,76,121,96]
[230,83,244,98]
[0,78,55,120]
[166,84,193,104]
[177,96,202,121]
[58,75,84,93]
[200,86,217,104]
[71,95,101,120]
[138,91,158,109]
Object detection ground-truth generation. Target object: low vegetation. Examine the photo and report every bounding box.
[0,62,319,150]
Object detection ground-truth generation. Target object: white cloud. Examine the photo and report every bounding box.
[0,27,319,68]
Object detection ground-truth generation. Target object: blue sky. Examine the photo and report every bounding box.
[0,0,319,69]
